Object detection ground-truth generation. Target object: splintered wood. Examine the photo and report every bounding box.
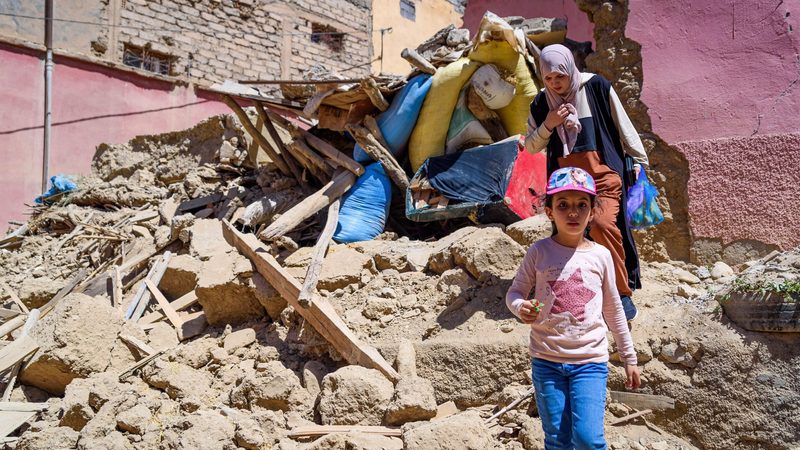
[410,175,448,210]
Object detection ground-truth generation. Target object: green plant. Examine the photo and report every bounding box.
[718,276,800,304]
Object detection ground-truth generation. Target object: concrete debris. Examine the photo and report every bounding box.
[318,366,394,426]
[402,410,495,450]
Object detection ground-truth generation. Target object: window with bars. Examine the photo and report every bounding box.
[310,22,344,53]
[400,0,416,21]
[122,45,172,75]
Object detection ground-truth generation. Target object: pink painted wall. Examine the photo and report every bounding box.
[0,43,231,231]
[627,0,800,249]
[462,0,595,44]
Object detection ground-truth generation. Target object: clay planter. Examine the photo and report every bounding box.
[721,290,800,332]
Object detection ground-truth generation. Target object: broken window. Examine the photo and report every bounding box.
[310,22,344,53]
[400,0,416,21]
[122,45,172,75]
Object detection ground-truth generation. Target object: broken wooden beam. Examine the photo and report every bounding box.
[288,425,401,438]
[263,107,364,177]
[41,268,87,318]
[125,252,173,321]
[401,47,437,75]
[298,199,340,307]
[253,102,305,183]
[138,290,198,325]
[360,78,389,111]
[364,115,391,150]
[119,334,155,358]
[221,95,292,177]
[486,387,535,423]
[260,169,356,240]
[144,280,184,340]
[0,334,38,375]
[1,311,39,402]
[291,138,334,177]
[610,408,653,426]
[0,282,28,315]
[609,391,675,411]
[222,221,399,382]
[346,123,409,192]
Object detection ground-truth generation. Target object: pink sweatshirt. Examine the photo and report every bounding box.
[506,238,638,366]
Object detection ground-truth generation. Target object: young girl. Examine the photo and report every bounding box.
[506,167,640,450]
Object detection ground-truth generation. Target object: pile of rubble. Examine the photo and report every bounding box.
[1,12,799,450]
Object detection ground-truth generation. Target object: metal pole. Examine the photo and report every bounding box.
[42,0,54,193]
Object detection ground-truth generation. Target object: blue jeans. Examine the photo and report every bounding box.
[532,358,608,450]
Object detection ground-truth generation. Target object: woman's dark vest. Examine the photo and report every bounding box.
[530,75,642,291]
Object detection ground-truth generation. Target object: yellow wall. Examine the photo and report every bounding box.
[372,0,463,75]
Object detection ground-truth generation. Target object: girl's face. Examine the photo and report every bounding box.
[544,72,569,95]
[545,191,594,238]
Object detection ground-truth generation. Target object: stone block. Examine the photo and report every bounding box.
[318,366,394,426]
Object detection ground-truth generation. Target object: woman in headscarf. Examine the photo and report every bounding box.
[526,44,649,321]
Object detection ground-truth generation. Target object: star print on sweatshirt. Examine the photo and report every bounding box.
[505,238,638,367]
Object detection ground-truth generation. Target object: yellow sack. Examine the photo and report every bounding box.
[408,40,539,172]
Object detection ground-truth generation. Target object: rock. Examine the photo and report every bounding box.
[695,266,711,280]
[174,336,216,368]
[402,410,494,450]
[436,268,476,305]
[18,276,64,308]
[673,268,701,285]
[303,360,328,400]
[187,218,233,260]
[316,246,373,291]
[230,413,269,450]
[16,427,80,450]
[446,28,470,46]
[141,359,213,409]
[306,432,403,450]
[385,376,437,425]
[158,254,201,299]
[170,213,195,243]
[711,261,735,280]
[427,227,478,273]
[223,328,257,353]
[676,284,703,299]
[196,252,266,326]
[171,409,236,449]
[147,321,180,350]
[318,366,394,425]
[518,416,545,450]
[498,383,533,411]
[230,361,312,413]
[451,227,525,281]
[115,404,151,434]
[395,340,417,378]
[362,296,398,320]
[505,214,552,248]
[658,342,697,368]
[252,272,287,320]
[59,380,94,431]
[649,442,669,450]
[21,293,128,395]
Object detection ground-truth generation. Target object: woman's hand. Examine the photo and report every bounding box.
[519,300,542,324]
[544,104,571,131]
[624,364,641,389]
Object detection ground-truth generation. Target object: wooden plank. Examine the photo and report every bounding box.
[41,268,87,317]
[118,349,166,381]
[0,308,21,320]
[144,280,184,339]
[263,106,364,177]
[345,123,409,191]
[364,115,391,151]
[222,221,399,382]
[610,409,653,425]
[0,410,36,438]
[434,401,459,421]
[254,102,305,184]
[298,199,340,307]
[126,252,173,321]
[177,193,224,213]
[260,169,356,240]
[111,266,123,308]
[119,334,155,357]
[291,138,334,176]
[401,47,436,74]
[0,315,25,339]
[0,282,28,315]
[485,387,535,423]
[0,402,48,412]
[138,290,198,325]
[360,78,389,111]
[2,311,38,402]
[287,425,401,438]
[221,95,293,177]
[0,335,38,374]
[610,391,675,411]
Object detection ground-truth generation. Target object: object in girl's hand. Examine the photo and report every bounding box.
[625,167,664,229]
[531,299,542,313]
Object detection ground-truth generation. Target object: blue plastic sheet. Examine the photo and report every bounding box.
[625,167,664,229]
[333,163,392,243]
[353,74,432,163]
[35,175,77,204]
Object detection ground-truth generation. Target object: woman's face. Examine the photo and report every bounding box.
[544,72,569,95]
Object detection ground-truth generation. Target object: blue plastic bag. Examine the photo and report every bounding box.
[35,175,77,204]
[625,167,664,229]
[333,163,392,243]
[353,74,433,163]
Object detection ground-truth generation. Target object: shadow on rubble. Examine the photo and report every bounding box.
[434,277,518,332]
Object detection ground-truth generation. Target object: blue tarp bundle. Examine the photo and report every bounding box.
[353,74,432,163]
[424,138,519,204]
[35,175,77,204]
[333,163,392,243]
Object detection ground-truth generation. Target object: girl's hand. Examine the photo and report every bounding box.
[544,104,571,131]
[624,364,641,389]
[519,300,542,324]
